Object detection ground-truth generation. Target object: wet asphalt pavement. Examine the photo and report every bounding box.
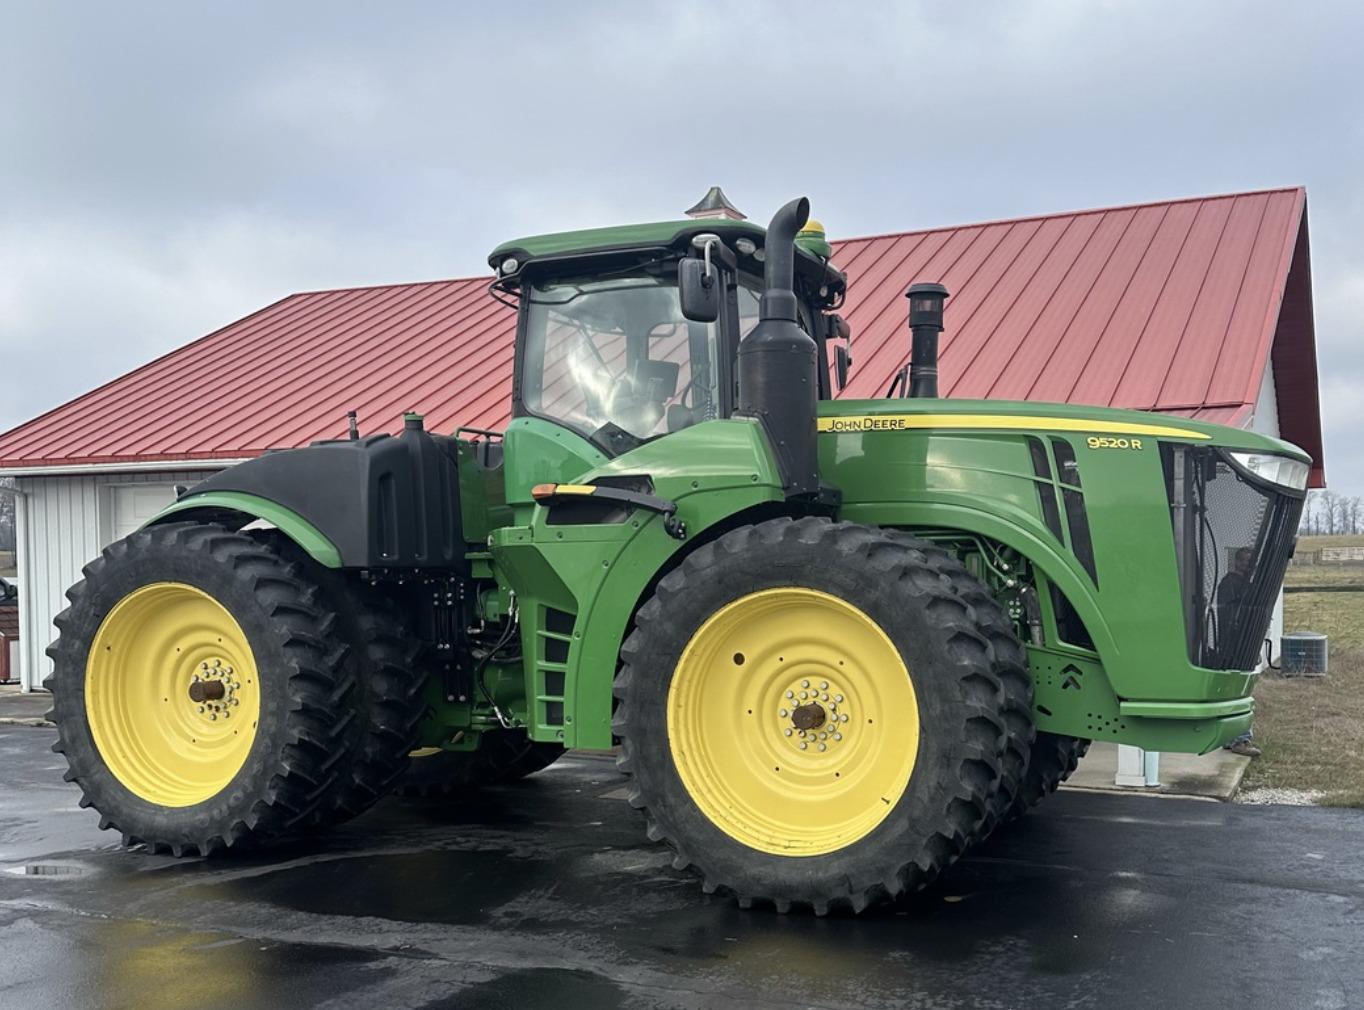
[1,725,1361,1010]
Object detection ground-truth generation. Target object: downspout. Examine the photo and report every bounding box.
[0,483,31,692]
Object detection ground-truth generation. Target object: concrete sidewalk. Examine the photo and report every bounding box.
[1063,741,1250,801]
[0,686,50,726]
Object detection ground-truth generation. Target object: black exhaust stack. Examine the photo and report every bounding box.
[737,197,819,496]
[906,282,949,398]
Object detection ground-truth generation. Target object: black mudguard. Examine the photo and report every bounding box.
[185,424,468,573]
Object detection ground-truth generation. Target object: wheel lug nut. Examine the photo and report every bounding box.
[800,742,807,750]
[841,714,849,722]
[822,693,829,701]
[786,690,794,699]
[835,694,843,703]
[197,705,205,713]
[818,743,827,752]
[801,680,810,688]
[820,681,829,690]
[834,733,843,741]
[779,709,788,717]
[784,729,792,737]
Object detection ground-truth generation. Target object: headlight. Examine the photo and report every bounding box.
[1228,452,1310,491]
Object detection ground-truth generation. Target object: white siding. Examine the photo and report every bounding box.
[1248,361,1286,662]
[14,470,219,691]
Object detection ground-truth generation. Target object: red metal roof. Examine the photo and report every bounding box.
[0,187,1323,485]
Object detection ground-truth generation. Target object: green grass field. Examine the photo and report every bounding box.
[1239,534,1364,806]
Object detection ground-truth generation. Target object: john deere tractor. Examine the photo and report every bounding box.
[48,197,1309,914]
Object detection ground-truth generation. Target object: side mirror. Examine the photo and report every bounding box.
[835,343,853,391]
[678,257,719,323]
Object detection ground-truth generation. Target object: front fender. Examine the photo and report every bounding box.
[839,497,1117,661]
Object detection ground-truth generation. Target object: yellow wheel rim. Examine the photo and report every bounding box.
[85,582,262,807]
[667,588,920,857]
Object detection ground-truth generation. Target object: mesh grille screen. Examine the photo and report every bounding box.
[1163,445,1303,670]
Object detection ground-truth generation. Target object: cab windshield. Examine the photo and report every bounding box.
[521,273,722,448]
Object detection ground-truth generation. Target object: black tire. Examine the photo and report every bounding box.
[397,731,565,797]
[884,532,1034,839]
[46,522,354,855]
[1005,731,1092,821]
[613,517,1010,915]
[242,529,430,827]
[307,577,428,825]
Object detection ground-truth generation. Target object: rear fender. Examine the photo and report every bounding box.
[147,491,343,569]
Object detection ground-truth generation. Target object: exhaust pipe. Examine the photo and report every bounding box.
[737,197,819,496]
[906,282,949,398]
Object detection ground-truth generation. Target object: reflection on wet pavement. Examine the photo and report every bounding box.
[2,728,1362,1010]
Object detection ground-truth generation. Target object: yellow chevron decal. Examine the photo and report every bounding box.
[816,414,1212,439]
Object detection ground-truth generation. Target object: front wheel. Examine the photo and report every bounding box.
[613,517,1013,914]
[1004,732,1091,821]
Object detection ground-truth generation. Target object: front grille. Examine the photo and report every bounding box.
[1162,445,1304,671]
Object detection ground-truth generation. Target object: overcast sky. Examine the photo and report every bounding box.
[3,2,1362,487]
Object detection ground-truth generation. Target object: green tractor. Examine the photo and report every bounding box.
[47,197,1309,914]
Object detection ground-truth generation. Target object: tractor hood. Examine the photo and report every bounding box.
[817,398,1310,462]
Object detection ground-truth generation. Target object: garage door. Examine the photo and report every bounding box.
[108,484,179,543]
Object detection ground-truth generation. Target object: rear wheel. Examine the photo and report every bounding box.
[242,529,431,827]
[614,517,1010,914]
[307,578,428,825]
[47,523,353,855]
[397,731,565,797]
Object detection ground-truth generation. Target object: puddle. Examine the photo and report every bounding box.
[425,967,629,1010]
[183,849,566,926]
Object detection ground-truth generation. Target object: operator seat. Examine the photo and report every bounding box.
[614,359,680,435]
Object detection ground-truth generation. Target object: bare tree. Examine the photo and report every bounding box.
[1299,491,1317,535]
[0,478,15,553]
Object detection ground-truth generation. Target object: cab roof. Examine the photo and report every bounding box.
[488,218,846,297]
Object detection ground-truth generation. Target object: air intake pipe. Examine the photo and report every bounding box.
[906,283,949,398]
[737,197,819,496]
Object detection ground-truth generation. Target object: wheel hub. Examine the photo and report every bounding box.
[188,659,240,720]
[789,702,825,731]
[778,676,852,752]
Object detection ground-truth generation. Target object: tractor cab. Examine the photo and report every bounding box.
[488,216,848,458]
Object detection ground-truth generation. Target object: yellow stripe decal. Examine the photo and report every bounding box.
[554,484,597,495]
[816,414,1211,440]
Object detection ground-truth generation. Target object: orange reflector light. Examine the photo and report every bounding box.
[531,483,558,501]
